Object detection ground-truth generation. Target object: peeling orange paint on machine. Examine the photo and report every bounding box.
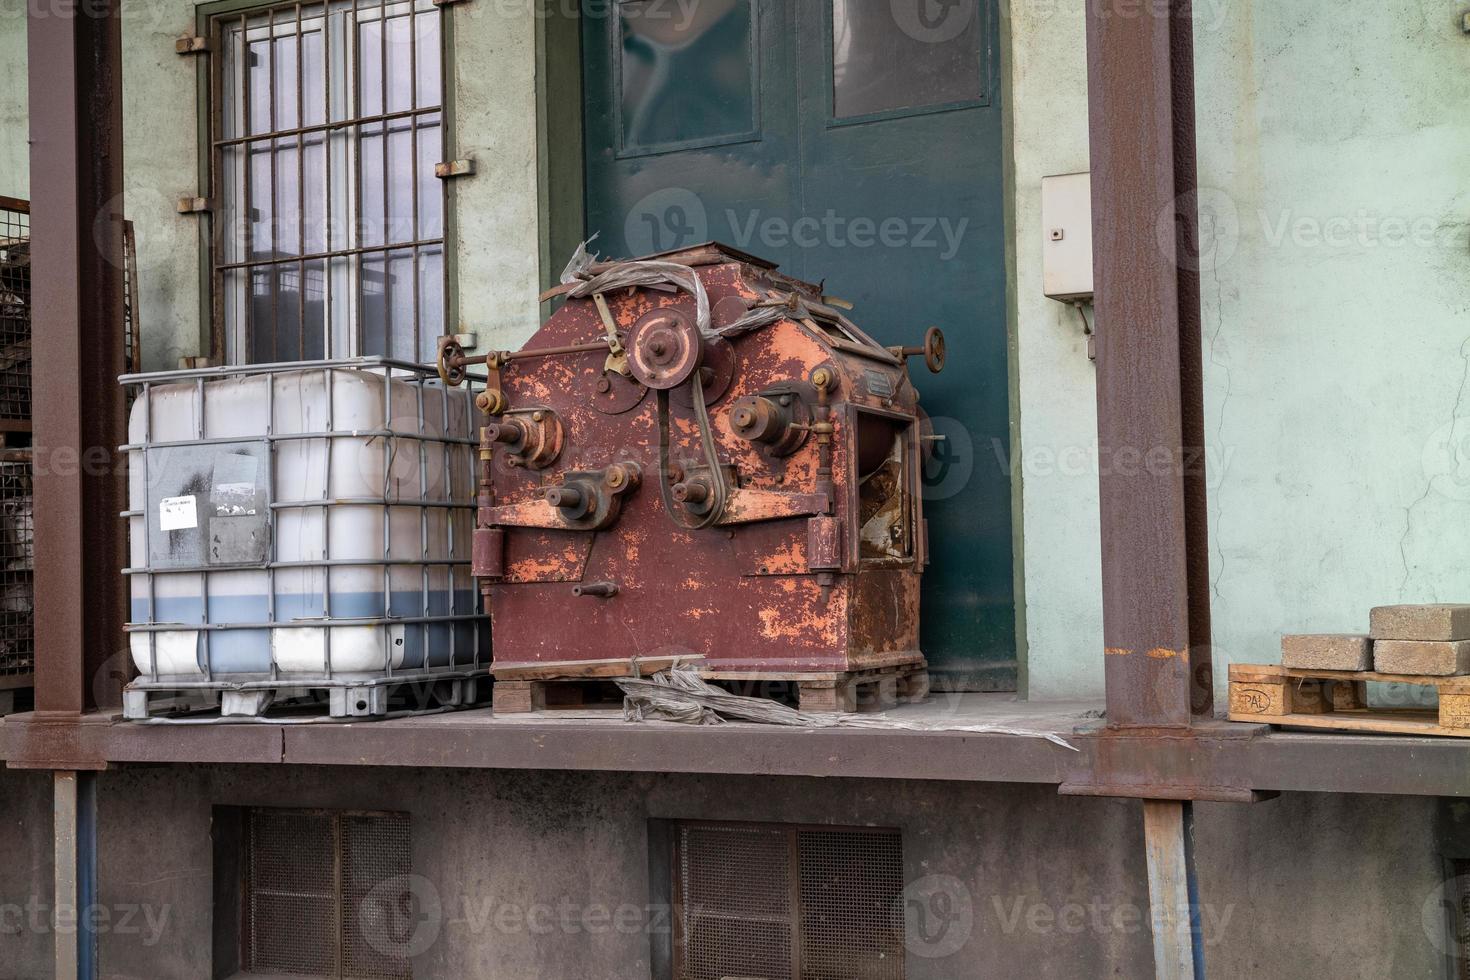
[446,243,945,677]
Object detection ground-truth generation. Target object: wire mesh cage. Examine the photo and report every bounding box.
[0,198,31,422]
[0,454,34,681]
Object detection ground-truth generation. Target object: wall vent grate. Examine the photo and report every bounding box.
[245,808,412,980]
[674,821,904,980]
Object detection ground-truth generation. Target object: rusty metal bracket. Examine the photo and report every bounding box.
[716,489,829,527]
[488,463,642,533]
[1058,720,1280,803]
[434,159,476,179]
[177,196,212,215]
[175,35,210,55]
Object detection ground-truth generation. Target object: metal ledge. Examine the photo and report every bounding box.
[4,696,1470,797]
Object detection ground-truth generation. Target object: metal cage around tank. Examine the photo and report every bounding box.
[120,357,489,717]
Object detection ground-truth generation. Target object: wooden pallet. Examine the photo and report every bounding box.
[490,654,930,715]
[702,658,930,713]
[491,655,705,714]
[1228,663,1470,737]
[122,673,488,721]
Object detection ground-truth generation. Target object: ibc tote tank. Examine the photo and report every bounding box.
[121,358,489,719]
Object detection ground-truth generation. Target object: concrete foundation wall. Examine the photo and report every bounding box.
[0,769,55,980]
[67,765,1444,980]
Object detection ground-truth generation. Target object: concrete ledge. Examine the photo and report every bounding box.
[5,697,1470,798]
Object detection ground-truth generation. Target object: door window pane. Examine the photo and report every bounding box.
[618,0,757,151]
[832,0,983,119]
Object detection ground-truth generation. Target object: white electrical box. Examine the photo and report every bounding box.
[1041,172,1094,302]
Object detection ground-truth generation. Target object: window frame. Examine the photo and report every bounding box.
[200,0,452,366]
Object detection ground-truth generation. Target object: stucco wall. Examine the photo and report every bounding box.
[6,1,1470,695]
[77,766,1446,979]
[1003,2,1101,699]
[0,5,26,200]
[1006,1,1470,698]
[0,1,551,370]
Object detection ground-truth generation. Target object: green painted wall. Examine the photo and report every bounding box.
[4,3,1469,698]
[1007,0,1470,699]
[0,1,559,370]
[0,5,26,200]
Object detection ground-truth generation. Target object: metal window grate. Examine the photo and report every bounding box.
[797,830,905,980]
[0,198,31,421]
[245,808,412,979]
[674,822,905,980]
[211,0,447,366]
[0,456,32,679]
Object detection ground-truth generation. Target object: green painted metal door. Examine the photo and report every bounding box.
[583,0,1014,690]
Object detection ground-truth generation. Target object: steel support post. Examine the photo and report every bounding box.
[1085,3,1216,976]
[27,0,128,717]
[1086,0,1212,729]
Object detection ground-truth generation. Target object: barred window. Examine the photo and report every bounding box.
[211,0,446,365]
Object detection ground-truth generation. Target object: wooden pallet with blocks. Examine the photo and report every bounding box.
[1228,663,1470,737]
[491,654,930,715]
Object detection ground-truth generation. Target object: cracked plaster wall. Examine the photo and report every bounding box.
[1011,1,1470,699]
[4,4,1469,698]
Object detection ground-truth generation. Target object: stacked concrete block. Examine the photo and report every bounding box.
[1370,605,1470,676]
[1279,634,1373,672]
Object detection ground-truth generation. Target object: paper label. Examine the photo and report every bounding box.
[212,453,259,516]
[159,495,198,531]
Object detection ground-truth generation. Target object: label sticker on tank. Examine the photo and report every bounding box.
[159,495,198,531]
[211,453,259,516]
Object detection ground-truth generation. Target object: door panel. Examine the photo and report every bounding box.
[583,0,1015,690]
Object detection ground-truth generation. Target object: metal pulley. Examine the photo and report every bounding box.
[627,309,704,390]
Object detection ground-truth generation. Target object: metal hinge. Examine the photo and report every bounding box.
[435,159,476,179]
[177,197,212,215]
[175,35,211,55]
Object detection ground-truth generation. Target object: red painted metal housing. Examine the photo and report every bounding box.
[476,245,931,675]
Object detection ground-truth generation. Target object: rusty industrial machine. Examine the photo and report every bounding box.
[439,243,945,685]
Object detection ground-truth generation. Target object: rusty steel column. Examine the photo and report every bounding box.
[1086,0,1212,729]
[28,0,127,718]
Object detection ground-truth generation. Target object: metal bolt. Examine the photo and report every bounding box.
[532,411,546,422]
[597,378,611,393]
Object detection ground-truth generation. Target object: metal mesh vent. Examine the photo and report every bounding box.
[675,823,905,980]
[679,824,795,980]
[246,809,411,979]
[0,457,33,679]
[1455,860,1470,980]
[798,830,905,980]
[0,199,31,422]
[342,813,413,979]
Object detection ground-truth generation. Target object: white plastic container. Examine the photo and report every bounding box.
[123,359,487,712]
